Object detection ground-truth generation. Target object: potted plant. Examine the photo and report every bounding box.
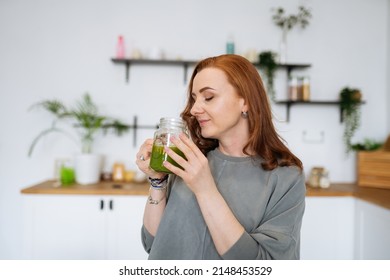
[258,51,278,101]
[28,93,130,184]
[339,87,363,153]
[272,6,312,63]
[350,138,383,152]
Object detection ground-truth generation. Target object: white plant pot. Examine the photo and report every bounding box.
[74,154,102,185]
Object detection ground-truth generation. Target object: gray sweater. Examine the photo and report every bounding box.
[141,148,306,259]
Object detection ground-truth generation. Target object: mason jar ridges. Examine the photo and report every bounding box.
[150,117,187,173]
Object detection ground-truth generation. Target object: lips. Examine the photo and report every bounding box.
[197,119,209,127]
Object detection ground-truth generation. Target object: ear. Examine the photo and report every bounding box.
[240,98,248,113]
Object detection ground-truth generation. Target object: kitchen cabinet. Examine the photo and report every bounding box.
[354,199,390,259]
[301,197,355,259]
[301,196,390,260]
[21,181,390,260]
[22,194,148,260]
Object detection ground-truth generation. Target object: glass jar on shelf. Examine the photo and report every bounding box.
[288,76,299,101]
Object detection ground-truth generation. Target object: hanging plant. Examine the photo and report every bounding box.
[259,51,278,101]
[339,87,363,153]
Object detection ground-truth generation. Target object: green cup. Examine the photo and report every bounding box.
[60,166,75,185]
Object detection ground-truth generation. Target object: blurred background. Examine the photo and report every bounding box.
[0,0,389,259]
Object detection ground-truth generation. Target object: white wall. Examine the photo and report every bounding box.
[388,0,390,133]
[0,0,389,259]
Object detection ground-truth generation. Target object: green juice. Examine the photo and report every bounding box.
[60,166,75,185]
[150,144,186,173]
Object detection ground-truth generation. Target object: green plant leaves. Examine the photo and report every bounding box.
[272,6,312,30]
[28,93,130,156]
[339,87,363,153]
[259,51,278,101]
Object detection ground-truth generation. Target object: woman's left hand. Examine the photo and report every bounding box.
[163,133,216,196]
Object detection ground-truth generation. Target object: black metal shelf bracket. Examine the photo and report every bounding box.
[275,100,365,123]
[111,58,198,84]
[128,116,158,147]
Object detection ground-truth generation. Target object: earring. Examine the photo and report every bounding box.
[241,111,248,118]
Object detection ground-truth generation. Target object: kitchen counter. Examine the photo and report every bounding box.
[21,180,390,210]
[20,180,150,196]
[306,183,390,210]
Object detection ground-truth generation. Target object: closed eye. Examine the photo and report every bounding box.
[205,96,214,101]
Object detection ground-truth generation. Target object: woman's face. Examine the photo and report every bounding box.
[190,67,248,141]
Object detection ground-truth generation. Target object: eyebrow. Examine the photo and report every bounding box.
[191,86,216,96]
[199,86,215,93]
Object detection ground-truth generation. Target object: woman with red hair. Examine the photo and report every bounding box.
[136,54,305,259]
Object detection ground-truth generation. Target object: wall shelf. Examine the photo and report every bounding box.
[254,62,311,77]
[111,58,311,84]
[111,58,198,83]
[275,100,366,123]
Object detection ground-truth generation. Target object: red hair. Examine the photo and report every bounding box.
[181,54,303,171]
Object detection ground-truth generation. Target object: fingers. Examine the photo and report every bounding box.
[135,139,153,172]
[163,133,204,174]
[136,139,153,162]
[170,133,201,160]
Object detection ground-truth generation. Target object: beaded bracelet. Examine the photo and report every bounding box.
[148,175,169,189]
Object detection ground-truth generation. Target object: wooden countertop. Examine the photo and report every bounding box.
[21,180,390,210]
[20,180,150,196]
[306,183,390,210]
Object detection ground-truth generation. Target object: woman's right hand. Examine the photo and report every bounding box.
[135,138,166,179]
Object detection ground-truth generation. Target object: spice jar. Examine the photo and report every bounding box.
[288,76,299,101]
[112,162,125,182]
[308,167,324,188]
[319,170,330,188]
[149,117,188,173]
[299,77,311,101]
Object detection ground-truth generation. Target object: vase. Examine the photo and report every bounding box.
[74,153,102,185]
[279,23,288,64]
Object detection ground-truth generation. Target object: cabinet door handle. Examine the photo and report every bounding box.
[109,200,114,210]
[100,199,104,210]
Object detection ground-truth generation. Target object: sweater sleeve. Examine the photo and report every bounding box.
[222,168,306,260]
[141,225,154,253]
[140,175,176,254]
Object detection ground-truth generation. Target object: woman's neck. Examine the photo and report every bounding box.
[217,140,254,157]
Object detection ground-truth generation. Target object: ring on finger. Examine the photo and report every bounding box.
[139,155,145,161]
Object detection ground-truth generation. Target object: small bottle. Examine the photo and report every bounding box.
[116,35,125,58]
[226,35,235,54]
[288,76,299,101]
[150,117,188,173]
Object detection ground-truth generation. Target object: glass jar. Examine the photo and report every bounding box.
[59,159,75,186]
[308,167,324,188]
[149,117,188,173]
[299,76,311,101]
[112,162,125,182]
[319,170,330,188]
[288,76,299,101]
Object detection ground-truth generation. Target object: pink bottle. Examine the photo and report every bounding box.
[116,35,125,58]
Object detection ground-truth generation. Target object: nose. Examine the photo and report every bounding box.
[190,99,203,116]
